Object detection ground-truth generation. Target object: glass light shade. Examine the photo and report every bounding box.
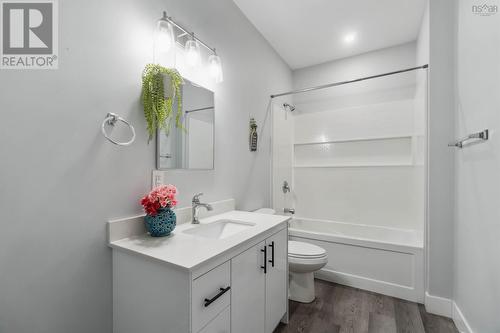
[185,39,201,67]
[208,54,224,83]
[155,20,175,54]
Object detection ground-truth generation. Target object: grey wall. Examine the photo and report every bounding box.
[426,0,456,299]
[453,0,500,331]
[0,1,291,332]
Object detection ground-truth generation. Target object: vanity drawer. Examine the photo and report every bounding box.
[198,306,230,333]
[192,261,231,332]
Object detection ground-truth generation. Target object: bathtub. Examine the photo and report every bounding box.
[288,217,424,302]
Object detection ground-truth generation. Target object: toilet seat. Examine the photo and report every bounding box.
[288,241,326,259]
[288,255,328,266]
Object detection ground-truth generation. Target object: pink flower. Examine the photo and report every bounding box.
[140,184,179,215]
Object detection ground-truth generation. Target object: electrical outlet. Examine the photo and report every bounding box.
[152,170,164,189]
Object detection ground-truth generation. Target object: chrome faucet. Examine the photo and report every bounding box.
[192,193,213,224]
[284,208,295,215]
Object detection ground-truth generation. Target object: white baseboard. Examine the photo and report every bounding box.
[424,292,452,317]
[424,294,474,333]
[452,302,473,333]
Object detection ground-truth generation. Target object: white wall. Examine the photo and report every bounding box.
[279,43,424,231]
[0,1,291,332]
[416,1,429,67]
[426,0,456,300]
[415,0,429,167]
[453,0,500,331]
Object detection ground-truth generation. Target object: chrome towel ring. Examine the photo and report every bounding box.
[101,113,136,146]
[448,129,488,148]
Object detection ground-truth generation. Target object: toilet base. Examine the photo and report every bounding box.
[289,271,316,303]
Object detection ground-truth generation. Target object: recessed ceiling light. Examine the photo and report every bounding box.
[343,33,357,44]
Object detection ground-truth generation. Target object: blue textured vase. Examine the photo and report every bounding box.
[144,208,176,237]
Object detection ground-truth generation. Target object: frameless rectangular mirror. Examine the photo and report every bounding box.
[156,78,214,170]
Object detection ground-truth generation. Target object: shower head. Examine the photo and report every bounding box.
[283,103,296,112]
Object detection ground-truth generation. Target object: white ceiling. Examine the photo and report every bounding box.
[233,0,427,69]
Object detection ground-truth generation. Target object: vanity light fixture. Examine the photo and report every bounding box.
[155,11,224,83]
[155,13,175,53]
[208,51,223,83]
[185,33,201,67]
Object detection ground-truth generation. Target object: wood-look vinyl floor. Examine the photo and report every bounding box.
[274,279,458,333]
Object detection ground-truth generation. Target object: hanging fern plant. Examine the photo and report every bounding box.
[141,64,184,140]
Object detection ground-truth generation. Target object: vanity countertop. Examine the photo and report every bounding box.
[108,210,290,271]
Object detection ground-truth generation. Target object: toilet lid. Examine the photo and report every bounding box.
[288,241,326,258]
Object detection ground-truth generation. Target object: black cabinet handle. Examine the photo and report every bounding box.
[204,286,231,307]
[268,241,275,267]
[261,246,267,274]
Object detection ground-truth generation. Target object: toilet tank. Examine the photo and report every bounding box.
[253,208,276,215]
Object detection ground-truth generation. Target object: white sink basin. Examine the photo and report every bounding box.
[183,220,256,239]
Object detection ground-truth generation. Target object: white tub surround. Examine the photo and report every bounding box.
[108,203,290,333]
[289,218,424,303]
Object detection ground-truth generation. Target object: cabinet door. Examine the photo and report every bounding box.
[265,229,288,333]
[231,241,266,333]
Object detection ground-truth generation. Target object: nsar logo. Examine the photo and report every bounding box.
[472,4,498,16]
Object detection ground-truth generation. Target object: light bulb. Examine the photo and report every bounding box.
[155,19,174,53]
[208,53,224,83]
[185,38,201,67]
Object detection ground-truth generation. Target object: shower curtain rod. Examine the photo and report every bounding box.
[185,106,214,114]
[270,64,428,99]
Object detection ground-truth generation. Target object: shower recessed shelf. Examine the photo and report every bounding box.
[294,134,415,146]
[294,135,417,168]
[294,162,414,168]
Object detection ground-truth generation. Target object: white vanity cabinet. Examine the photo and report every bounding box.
[231,228,288,333]
[231,240,266,333]
[264,228,288,333]
[111,220,288,333]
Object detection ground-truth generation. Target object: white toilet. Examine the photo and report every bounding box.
[288,240,328,303]
[254,208,328,303]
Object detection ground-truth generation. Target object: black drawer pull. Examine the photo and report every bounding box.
[204,286,230,307]
[268,241,275,267]
[261,246,267,274]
